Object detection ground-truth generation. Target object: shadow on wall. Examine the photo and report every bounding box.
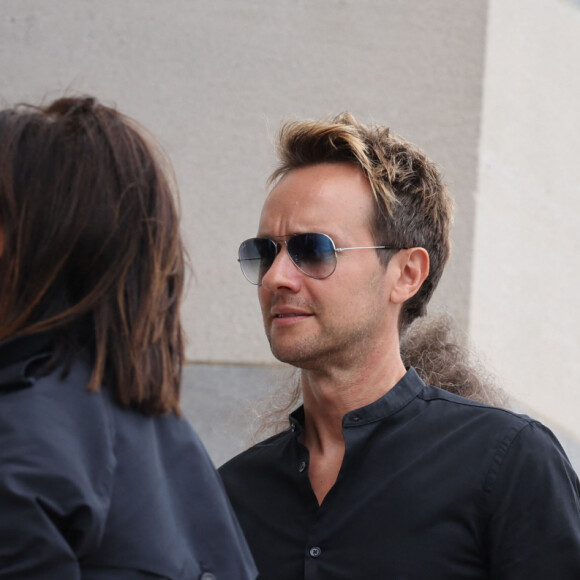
[181,363,580,473]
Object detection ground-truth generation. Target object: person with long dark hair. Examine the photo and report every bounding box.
[0,96,256,579]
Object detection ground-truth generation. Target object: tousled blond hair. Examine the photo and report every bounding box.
[269,112,454,329]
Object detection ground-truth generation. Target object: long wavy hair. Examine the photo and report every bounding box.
[0,96,185,415]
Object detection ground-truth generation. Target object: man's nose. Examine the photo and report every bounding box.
[260,244,301,292]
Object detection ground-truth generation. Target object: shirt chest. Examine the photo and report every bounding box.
[233,425,490,580]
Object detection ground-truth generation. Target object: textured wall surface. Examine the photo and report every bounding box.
[1,0,577,458]
[471,0,580,441]
[0,0,486,364]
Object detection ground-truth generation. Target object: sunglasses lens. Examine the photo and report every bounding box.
[238,238,277,285]
[288,233,336,279]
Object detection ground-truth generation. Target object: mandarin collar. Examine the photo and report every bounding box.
[289,367,425,432]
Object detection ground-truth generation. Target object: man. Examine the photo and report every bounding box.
[220,113,580,578]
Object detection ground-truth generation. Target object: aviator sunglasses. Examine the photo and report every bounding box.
[238,232,400,285]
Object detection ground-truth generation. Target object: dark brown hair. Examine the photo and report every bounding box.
[269,112,454,330]
[0,96,185,415]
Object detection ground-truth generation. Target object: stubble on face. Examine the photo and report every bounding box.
[257,162,396,373]
[264,267,388,371]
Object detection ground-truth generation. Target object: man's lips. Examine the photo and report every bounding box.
[274,312,310,318]
[270,308,313,324]
[271,308,312,317]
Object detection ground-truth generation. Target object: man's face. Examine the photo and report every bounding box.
[257,162,400,370]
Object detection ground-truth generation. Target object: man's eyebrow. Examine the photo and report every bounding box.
[255,232,297,239]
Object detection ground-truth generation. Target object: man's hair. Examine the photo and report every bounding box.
[269,112,454,329]
[399,314,508,408]
[0,96,185,415]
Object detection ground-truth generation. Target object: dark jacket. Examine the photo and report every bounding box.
[0,333,257,580]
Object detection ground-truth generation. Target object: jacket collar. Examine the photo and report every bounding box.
[0,332,55,390]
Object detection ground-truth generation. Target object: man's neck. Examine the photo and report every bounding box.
[300,346,406,451]
[299,347,406,504]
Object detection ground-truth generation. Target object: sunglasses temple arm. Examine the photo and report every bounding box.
[335,245,395,253]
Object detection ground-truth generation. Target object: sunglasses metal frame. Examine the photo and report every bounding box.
[238,232,400,285]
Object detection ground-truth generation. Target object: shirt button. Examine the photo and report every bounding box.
[200,573,216,580]
[309,546,322,558]
[351,414,361,422]
[298,461,307,473]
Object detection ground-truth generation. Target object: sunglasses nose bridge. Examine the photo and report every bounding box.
[282,238,301,270]
[280,237,315,275]
[259,238,304,288]
[277,239,303,271]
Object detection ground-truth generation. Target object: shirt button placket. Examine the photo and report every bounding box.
[305,543,323,578]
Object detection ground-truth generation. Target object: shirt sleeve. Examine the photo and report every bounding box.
[486,420,580,579]
[0,379,115,579]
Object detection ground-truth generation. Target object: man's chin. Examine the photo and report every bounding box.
[270,342,303,364]
[269,343,322,370]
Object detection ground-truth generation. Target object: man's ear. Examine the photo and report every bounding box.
[389,248,430,305]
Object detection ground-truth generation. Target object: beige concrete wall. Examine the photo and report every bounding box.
[471,0,580,440]
[2,0,579,459]
[0,0,486,365]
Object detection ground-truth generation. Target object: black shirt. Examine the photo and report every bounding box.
[220,368,580,579]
